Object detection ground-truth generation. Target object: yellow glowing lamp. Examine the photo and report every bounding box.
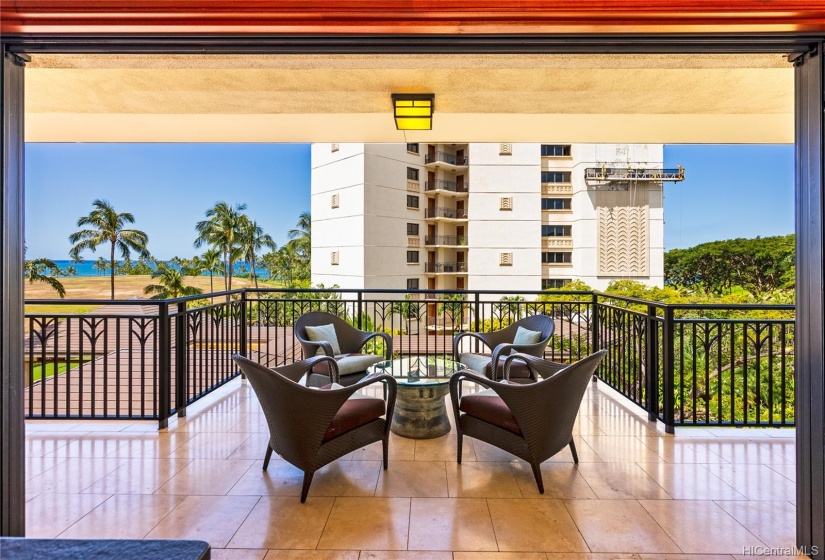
[392,93,435,130]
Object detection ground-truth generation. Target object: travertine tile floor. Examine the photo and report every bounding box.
[25,378,803,559]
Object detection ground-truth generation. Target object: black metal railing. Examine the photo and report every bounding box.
[425,207,468,219]
[425,151,468,166]
[424,261,468,273]
[24,288,795,431]
[425,179,469,193]
[424,235,468,246]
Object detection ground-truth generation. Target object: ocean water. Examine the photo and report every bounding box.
[50,260,267,278]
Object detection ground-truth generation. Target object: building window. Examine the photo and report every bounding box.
[541,225,571,237]
[541,144,571,157]
[406,143,420,154]
[406,195,420,209]
[407,167,420,181]
[407,251,419,264]
[542,252,572,264]
[542,278,571,290]
[407,278,420,290]
[407,223,419,236]
[541,171,571,183]
[541,198,572,210]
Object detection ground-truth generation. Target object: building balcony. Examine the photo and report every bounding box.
[424,151,469,170]
[424,207,468,220]
[424,234,468,247]
[424,261,468,273]
[425,179,469,194]
[21,288,795,557]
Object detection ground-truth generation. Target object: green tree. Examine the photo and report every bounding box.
[69,199,149,299]
[194,201,247,291]
[198,248,223,293]
[143,263,203,300]
[287,211,311,259]
[238,216,275,290]
[664,234,795,299]
[93,257,108,276]
[24,258,66,298]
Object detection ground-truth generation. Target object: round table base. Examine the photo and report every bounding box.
[391,383,451,439]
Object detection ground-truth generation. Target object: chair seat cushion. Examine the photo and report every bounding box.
[459,389,522,435]
[458,353,532,379]
[311,353,384,376]
[323,397,386,441]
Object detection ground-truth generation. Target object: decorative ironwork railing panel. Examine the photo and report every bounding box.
[25,289,794,430]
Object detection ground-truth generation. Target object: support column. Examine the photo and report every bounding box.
[1,47,26,537]
[795,43,825,558]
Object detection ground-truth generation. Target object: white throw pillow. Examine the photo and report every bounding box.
[512,326,542,347]
[305,323,341,355]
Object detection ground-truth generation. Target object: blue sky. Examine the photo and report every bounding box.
[663,144,794,250]
[24,143,794,260]
[25,143,311,260]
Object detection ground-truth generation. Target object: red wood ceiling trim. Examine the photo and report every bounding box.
[2,0,825,35]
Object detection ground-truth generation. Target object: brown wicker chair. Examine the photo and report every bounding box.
[449,350,606,493]
[233,354,397,502]
[295,311,393,387]
[452,314,555,382]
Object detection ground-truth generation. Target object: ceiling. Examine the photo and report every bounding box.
[25,53,794,144]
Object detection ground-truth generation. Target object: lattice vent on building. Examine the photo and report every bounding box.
[500,252,513,266]
[330,251,339,265]
[331,143,339,152]
[499,143,513,155]
[500,197,513,210]
[331,194,339,208]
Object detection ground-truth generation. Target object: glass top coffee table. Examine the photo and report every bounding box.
[368,356,465,439]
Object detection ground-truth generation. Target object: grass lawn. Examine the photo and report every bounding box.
[28,359,89,383]
[25,275,265,301]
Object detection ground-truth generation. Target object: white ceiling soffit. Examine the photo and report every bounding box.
[25,53,794,144]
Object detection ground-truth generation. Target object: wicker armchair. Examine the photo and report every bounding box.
[452,315,555,382]
[295,311,393,387]
[449,350,606,493]
[233,354,397,502]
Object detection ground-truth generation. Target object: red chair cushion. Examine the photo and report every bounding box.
[459,392,522,435]
[323,397,386,441]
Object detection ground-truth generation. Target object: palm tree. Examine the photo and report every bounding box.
[199,248,223,293]
[143,263,203,300]
[238,217,275,290]
[93,257,108,276]
[194,202,247,291]
[24,258,66,298]
[287,211,311,260]
[69,199,149,299]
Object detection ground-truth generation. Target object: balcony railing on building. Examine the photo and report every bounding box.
[425,179,469,194]
[424,261,468,273]
[424,235,468,246]
[425,151,468,166]
[424,207,468,220]
[24,288,794,433]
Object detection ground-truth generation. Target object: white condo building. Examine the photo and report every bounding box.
[311,143,681,293]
